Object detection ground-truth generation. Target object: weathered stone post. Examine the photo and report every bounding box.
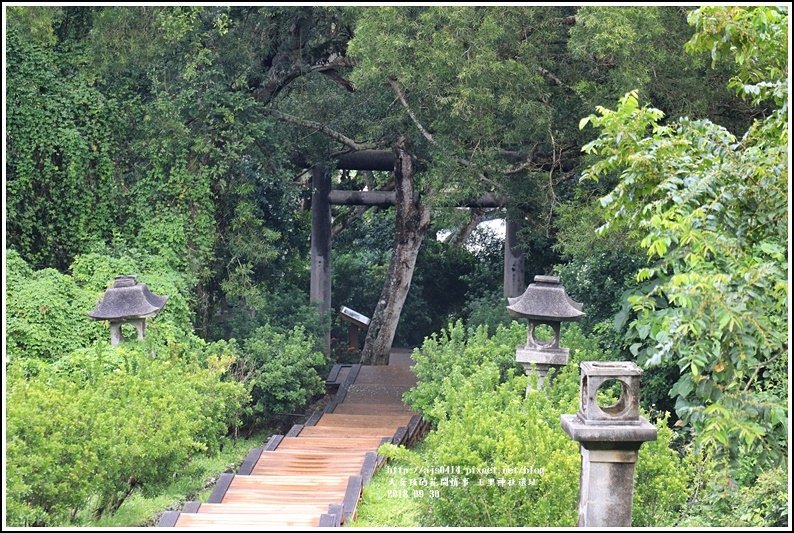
[507,275,584,393]
[561,361,658,527]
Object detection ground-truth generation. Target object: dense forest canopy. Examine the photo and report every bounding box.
[4,4,788,528]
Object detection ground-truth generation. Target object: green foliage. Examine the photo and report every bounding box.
[6,252,106,362]
[578,6,788,473]
[380,322,691,526]
[70,250,195,334]
[238,324,327,422]
[6,25,120,271]
[554,200,645,330]
[6,249,202,365]
[87,432,269,527]
[5,343,247,526]
[350,455,423,527]
[5,251,247,526]
[404,321,524,423]
[681,458,788,527]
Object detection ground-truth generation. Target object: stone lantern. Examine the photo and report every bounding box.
[560,361,658,527]
[88,275,167,346]
[507,275,584,391]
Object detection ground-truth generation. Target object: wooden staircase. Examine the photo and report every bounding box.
[158,350,427,528]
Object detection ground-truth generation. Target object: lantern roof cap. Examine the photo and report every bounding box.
[88,275,167,321]
[507,275,584,321]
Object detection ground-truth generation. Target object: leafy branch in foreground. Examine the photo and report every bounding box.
[578,6,787,474]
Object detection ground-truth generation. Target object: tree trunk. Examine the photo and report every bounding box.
[360,138,430,365]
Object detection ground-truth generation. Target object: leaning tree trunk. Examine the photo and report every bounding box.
[360,138,431,365]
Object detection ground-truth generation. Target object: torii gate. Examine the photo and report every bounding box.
[310,150,525,355]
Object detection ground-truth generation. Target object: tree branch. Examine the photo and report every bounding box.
[443,208,503,246]
[537,66,578,94]
[388,78,436,144]
[267,108,377,151]
[319,68,356,93]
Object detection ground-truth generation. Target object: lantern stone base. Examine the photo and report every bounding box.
[560,414,657,526]
[516,347,568,392]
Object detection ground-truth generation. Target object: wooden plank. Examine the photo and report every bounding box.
[259,448,369,458]
[238,448,263,475]
[197,503,329,514]
[342,476,363,523]
[298,426,398,438]
[316,413,414,428]
[388,349,415,367]
[327,503,343,523]
[276,436,386,450]
[175,514,320,527]
[334,364,362,404]
[263,434,284,451]
[319,513,340,527]
[407,414,423,444]
[157,511,179,527]
[355,366,417,385]
[359,452,378,484]
[326,364,343,384]
[182,501,201,513]
[305,409,324,427]
[392,426,408,445]
[324,399,340,413]
[207,473,234,504]
[376,435,392,467]
[331,403,415,415]
[227,474,350,488]
[342,384,411,404]
[252,453,366,476]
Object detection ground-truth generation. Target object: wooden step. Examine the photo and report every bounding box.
[316,413,414,428]
[259,448,369,458]
[275,436,386,451]
[331,403,415,415]
[355,366,417,386]
[165,358,421,529]
[222,474,349,504]
[228,474,349,488]
[195,502,329,514]
[342,384,411,404]
[222,487,347,505]
[175,513,320,527]
[252,453,366,476]
[298,426,397,439]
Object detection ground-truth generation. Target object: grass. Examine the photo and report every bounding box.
[84,431,270,527]
[349,446,426,527]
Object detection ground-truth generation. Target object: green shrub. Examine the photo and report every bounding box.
[681,458,788,527]
[462,289,512,334]
[5,343,247,526]
[405,321,524,423]
[70,250,195,334]
[6,255,106,362]
[238,324,327,423]
[7,249,199,364]
[386,321,692,526]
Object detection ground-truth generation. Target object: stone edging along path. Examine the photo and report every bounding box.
[158,349,428,528]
